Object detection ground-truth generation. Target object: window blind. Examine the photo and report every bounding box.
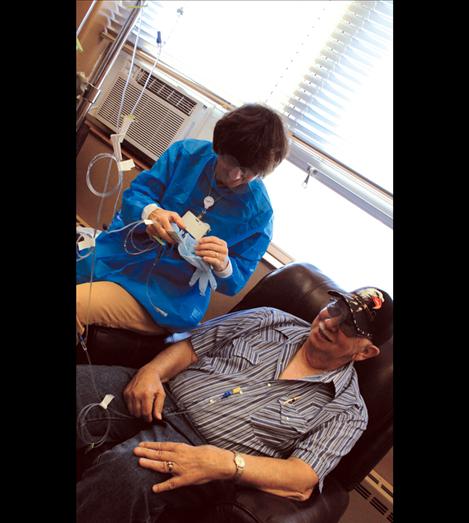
[105,1,345,107]
[106,1,166,59]
[282,1,393,203]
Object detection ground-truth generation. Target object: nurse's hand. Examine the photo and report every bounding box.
[195,236,229,272]
[147,208,186,244]
[123,362,166,422]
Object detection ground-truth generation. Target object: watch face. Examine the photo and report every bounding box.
[235,454,245,468]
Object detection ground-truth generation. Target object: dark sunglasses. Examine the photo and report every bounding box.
[326,299,372,339]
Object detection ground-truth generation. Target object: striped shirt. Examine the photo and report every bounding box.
[168,307,368,491]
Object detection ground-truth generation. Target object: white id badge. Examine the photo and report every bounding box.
[182,211,211,240]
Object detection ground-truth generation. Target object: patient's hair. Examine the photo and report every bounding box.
[213,104,289,177]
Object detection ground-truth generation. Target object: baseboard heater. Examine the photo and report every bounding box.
[341,470,393,523]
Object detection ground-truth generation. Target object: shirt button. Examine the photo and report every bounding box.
[267,383,272,387]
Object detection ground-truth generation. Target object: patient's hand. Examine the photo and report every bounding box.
[134,441,235,492]
[123,363,166,422]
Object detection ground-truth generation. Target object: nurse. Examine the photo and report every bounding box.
[77,104,289,336]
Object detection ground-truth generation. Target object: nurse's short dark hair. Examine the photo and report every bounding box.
[213,104,289,177]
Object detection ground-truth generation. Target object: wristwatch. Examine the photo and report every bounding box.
[232,451,245,482]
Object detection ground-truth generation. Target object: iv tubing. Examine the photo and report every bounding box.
[115,9,143,131]
[86,153,123,198]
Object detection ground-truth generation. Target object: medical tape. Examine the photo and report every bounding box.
[118,114,136,143]
[110,134,123,162]
[118,158,135,171]
[78,237,95,251]
[99,394,115,410]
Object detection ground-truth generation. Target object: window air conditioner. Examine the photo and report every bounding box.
[90,53,223,161]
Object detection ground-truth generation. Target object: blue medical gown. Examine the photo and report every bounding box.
[77,139,273,332]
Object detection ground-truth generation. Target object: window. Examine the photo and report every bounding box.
[263,160,393,294]
[109,1,348,106]
[106,0,393,294]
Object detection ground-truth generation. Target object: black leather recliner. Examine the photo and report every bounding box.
[77,262,393,523]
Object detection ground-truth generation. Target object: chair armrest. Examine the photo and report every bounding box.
[164,480,349,523]
[76,325,169,368]
[230,481,349,523]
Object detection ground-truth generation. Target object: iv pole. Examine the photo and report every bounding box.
[76,0,143,134]
[77,0,97,38]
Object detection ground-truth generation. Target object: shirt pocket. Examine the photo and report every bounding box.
[250,399,308,452]
[212,339,260,374]
[193,339,259,375]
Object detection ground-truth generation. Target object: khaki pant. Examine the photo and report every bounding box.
[76,281,167,336]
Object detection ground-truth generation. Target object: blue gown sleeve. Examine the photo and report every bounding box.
[215,212,273,296]
[119,146,175,224]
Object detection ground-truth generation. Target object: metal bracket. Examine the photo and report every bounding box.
[82,83,101,105]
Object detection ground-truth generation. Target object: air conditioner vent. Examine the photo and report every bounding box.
[342,472,392,523]
[91,54,215,161]
[381,484,392,498]
[134,67,197,116]
[368,472,380,484]
[97,77,185,159]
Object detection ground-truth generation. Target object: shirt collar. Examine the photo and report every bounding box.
[272,324,356,398]
[305,362,355,397]
[278,354,354,396]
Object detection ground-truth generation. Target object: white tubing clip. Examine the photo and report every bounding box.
[99,394,115,410]
[110,134,123,162]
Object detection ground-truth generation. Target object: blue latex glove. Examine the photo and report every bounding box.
[172,224,217,296]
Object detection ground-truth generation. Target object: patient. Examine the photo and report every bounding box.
[76,286,393,523]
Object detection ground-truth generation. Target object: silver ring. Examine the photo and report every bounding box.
[167,461,174,473]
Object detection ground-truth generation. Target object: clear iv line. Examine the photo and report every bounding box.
[78,6,186,448]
